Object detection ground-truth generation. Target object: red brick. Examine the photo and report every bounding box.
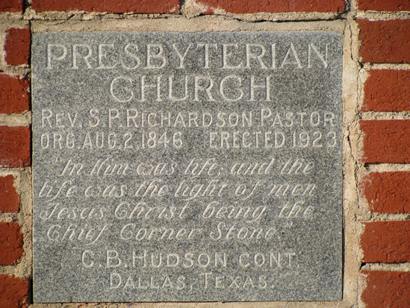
[363,70,410,112]
[0,222,23,265]
[31,0,180,13]
[358,19,410,63]
[361,271,410,308]
[361,120,410,163]
[358,0,410,11]
[0,74,29,114]
[0,275,29,308]
[4,27,30,66]
[0,175,19,213]
[361,221,410,263]
[0,126,30,168]
[0,0,22,12]
[197,0,345,13]
[363,172,410,214]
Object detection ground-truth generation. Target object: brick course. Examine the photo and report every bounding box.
[358,0,410,12]
[0,0,22,13]
[361,271,410,308]
[0,275,29,308]
[31,0,180,13]
[0,175,20,213]
[358,20,410,63]
[0,126,31,168]
[361,221,410,263]
[361,120,410,163]
[0,222,23,265]
[362,70,410,112]
[4,27,30,66]
[0,74,29,114]
[362,172,410,213]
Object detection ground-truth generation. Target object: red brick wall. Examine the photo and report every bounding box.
[0,0,22,13]
[361,271,410,308]
[0,0,409,307]
[0,4,30,307]
[358,0,410,12]
[31,0,180,14]
[358,1,410,307]
[362,70,410,112]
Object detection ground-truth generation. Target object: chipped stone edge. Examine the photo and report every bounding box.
[181,0,345,21]
[31,15,345,33]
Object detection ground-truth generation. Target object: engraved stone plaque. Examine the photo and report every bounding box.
[32,32,343,302]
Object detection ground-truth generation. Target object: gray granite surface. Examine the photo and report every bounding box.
[32,32,343,302]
